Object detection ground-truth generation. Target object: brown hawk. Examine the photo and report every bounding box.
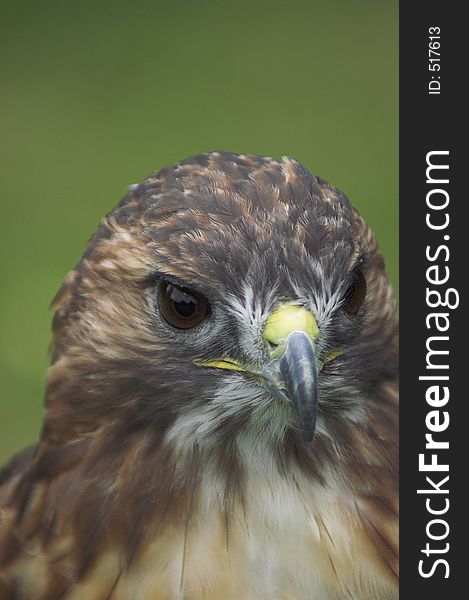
[0,152,398,599]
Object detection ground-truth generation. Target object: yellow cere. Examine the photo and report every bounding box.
[263,303,319,347]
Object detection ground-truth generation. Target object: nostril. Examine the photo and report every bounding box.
[266,340,282,359]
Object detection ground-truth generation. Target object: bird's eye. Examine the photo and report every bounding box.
[342,269,367,314]
[159,281,210,329]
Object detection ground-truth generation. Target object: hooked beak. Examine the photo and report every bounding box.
[260,303,320,441]
[260,330,318,442]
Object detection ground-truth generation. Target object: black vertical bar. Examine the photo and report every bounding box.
[400,2,465,598]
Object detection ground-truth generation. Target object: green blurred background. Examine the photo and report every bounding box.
[0,0,397,463]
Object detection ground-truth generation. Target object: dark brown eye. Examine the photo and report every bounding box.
[342,269,367,314]
[159,281,209,329]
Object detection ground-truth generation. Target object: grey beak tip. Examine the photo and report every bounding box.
[279,331,319,443]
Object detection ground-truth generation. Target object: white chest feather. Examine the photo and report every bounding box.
[12,438,397,600]
[89,436,395,600]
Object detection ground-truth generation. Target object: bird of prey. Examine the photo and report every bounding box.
[0,152,398,600]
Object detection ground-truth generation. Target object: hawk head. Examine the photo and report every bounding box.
[47,152,397,459]
[1,153,398,597]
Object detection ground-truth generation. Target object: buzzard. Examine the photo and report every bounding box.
[0,152,398,599]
